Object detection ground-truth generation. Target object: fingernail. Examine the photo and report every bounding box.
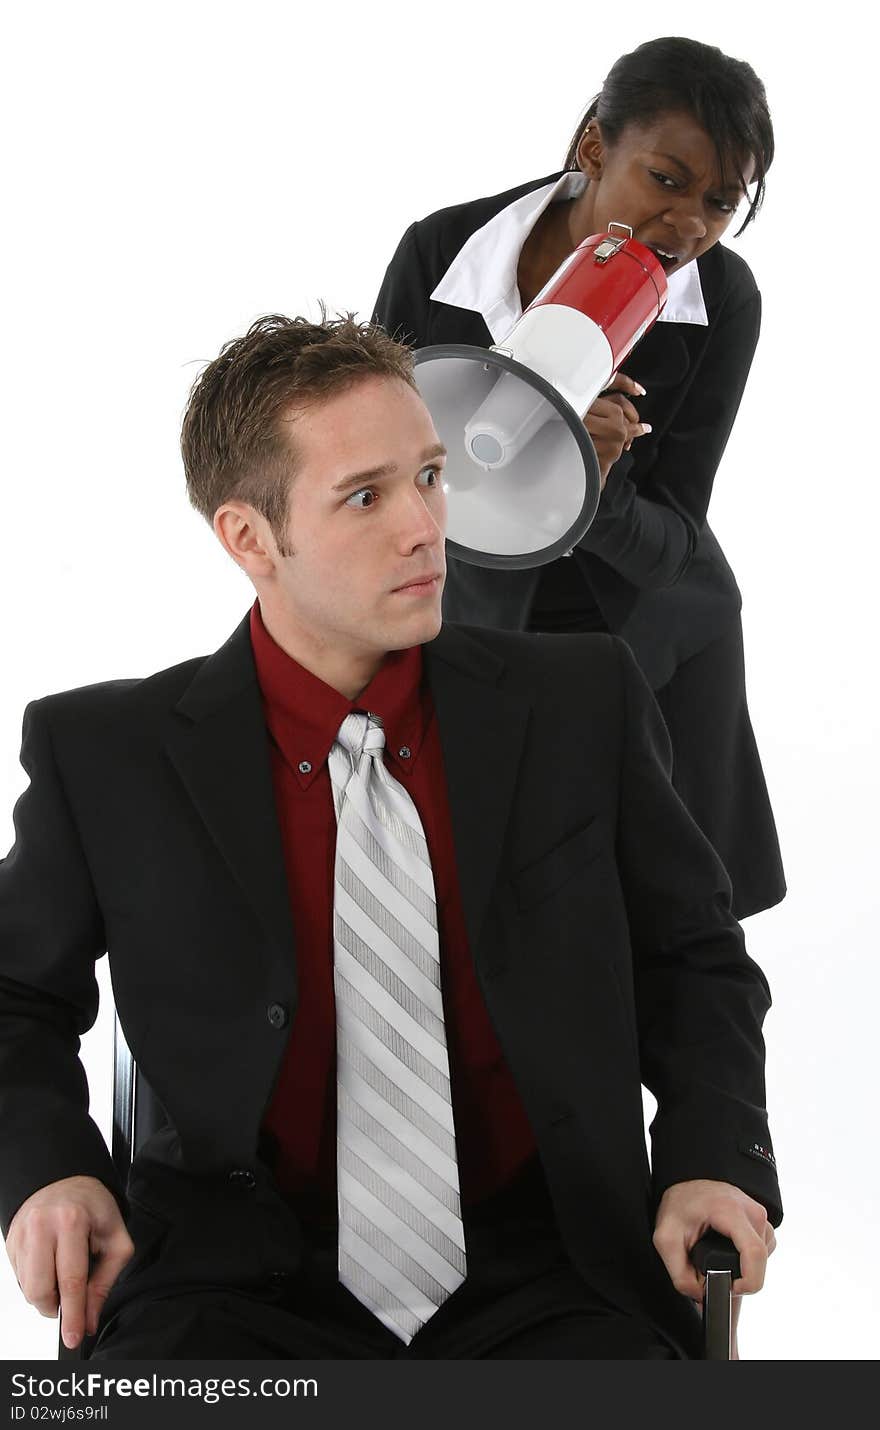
[635,383,647,396]
[640,423,652,434]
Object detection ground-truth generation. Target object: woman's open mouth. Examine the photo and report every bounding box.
[643,244,683,273]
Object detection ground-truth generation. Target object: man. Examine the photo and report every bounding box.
[0,314,780,1360]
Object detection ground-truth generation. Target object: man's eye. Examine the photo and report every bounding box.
[345,488,378,510]
[417,466,441,487]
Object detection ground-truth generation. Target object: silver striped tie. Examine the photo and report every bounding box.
[329,711,466,1344]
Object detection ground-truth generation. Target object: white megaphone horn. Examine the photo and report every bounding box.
[413,223,667,569]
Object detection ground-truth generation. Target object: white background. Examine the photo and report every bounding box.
[0,0,875,1361]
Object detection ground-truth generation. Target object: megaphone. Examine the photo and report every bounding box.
[413,223,668,569]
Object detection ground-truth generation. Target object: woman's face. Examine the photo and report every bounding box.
[575,110,756,276]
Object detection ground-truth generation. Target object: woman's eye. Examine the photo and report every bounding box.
[345,488,378,510]
[649,170,678,189]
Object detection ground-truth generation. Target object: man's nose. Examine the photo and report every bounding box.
[396,490,445,552]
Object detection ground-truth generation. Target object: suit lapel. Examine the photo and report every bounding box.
[424,625,531,958]
[163,617,296,981]
[428,304,494,349]
[162,618,529,986]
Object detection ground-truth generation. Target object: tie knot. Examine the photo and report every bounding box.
[335,712,385,761]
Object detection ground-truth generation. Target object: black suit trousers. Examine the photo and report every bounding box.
[89,1161,683,1360]
[653,621,784,920]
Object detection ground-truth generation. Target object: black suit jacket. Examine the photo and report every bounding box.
[0,618,781,1354]
[373,174,763,690]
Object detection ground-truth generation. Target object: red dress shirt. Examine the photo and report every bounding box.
[250,602,536,1221]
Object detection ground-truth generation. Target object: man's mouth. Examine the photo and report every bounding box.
[391,573,442,594]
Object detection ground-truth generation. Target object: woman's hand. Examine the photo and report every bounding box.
[585,374,651,489]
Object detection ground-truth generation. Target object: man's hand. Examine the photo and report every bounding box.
[653,1179,776,1300]
[6,1175,134,1349]
[585,374,651,488]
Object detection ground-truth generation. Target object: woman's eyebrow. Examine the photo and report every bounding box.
[651,151,747,195]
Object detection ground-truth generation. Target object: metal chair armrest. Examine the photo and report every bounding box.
[691,1231,742,1360]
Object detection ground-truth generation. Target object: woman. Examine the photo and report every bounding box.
[373,35,785,920]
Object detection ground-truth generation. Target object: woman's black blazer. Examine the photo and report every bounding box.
[373,172,762,691]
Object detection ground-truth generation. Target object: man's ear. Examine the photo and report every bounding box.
[576,122,606,180]
[213,501,278,578]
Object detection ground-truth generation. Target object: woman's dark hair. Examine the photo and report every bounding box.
[564,37,774,235]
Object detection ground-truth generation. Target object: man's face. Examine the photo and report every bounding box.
[269,375,448,667]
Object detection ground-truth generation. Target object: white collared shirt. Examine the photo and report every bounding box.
[430,171,708,343]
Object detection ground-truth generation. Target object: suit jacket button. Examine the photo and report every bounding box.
[549,1102,572,1126]
[267,1003,288,1029]
[228,1168,256,1190]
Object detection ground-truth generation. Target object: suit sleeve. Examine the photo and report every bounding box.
[612,637,782,1223]
[372,222,433,349]
[0,700,122,1235]
[577,290,762,588]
